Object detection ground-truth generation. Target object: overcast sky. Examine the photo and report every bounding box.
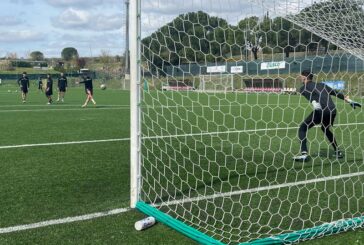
[0,0,313,58]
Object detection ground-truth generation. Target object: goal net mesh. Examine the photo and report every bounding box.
[199,74,234,92]
[136,0,364,243]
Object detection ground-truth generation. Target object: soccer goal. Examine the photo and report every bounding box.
[199,74,234,92]
[130,0,364,244]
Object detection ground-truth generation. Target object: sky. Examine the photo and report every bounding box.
[0,0,125,58]
[0,0,313,59]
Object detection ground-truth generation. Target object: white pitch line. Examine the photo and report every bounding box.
[1,101,360,112]
[143,122,364,140]
[3,170,364,234]
[0,138,129,150]
[0,104,127,108]
[160,171,364,207]
[0,122,363,150]
[0,103,291,112]
[0,107,127,113]
[0,207,130,234]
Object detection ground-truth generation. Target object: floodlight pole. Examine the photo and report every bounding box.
[130,0,141,208]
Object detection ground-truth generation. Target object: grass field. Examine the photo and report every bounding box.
[0,82,363,244]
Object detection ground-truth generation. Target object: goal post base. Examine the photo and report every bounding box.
[137,200,364,245]
[136,201,225,245]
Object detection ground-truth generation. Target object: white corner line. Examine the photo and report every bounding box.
[0,207,131,234]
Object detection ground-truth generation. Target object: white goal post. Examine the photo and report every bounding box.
[199,74,234,92]
[129,0,141,209]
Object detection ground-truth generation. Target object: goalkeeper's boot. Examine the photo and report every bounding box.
[293,151,309,162]
[333,150,344,159]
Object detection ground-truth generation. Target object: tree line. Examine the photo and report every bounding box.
[6,48,80,62]
[142,11,331,68]
[0,48,124,75]
[1,47,83,72]
[142,0,363,71]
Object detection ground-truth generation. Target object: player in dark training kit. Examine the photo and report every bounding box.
[293,70,361,161]
[45,74,53,105]
[37,77,43,92]
[18,72,30,103]
[57,72,68,102]
[80,74,96,107]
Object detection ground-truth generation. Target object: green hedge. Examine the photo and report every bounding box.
[10,61,48,68]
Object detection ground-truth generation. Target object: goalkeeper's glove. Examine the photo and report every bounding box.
[347,99,362,109]
[311,100,322,110]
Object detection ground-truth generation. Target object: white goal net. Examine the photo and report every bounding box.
[199,74,234,92]
[130,0,364,244]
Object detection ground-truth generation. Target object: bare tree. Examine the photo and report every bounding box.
[99,50,113,67]
[0,60,13,71]
[6,52,18,60]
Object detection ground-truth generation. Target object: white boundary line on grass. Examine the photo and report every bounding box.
[160,171,364,207]
[0,208,131,234]
[0,107,127,113]
[0,102,361,112]
[0,122,363,150]
[144,122,364,140]
[0,104,127,108]
[0,138,129,150]
[2,169,364,234]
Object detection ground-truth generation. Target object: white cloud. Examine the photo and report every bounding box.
[45,32,123,57]
[53,8,90,28]
[45,0,119,8]
[89,14,123,31]
[0,16,24,26]
[142,0,314,19]
[257,0,313,16]
[142,0,250,24]
[52,8,122,31]
[9,0,34,4]
[46,0,98,7]
[0,30,44,42]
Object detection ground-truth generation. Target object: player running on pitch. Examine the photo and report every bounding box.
[79,74,96,107]
[18,72,30,103]
[293,70,361,161]
[57,72,68,102]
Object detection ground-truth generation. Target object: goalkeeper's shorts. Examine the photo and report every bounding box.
[304,110,336,128]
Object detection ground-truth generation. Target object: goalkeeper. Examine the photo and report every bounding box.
[293,70,361,161]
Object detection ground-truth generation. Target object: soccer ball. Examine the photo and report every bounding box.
[100,84,107,90]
